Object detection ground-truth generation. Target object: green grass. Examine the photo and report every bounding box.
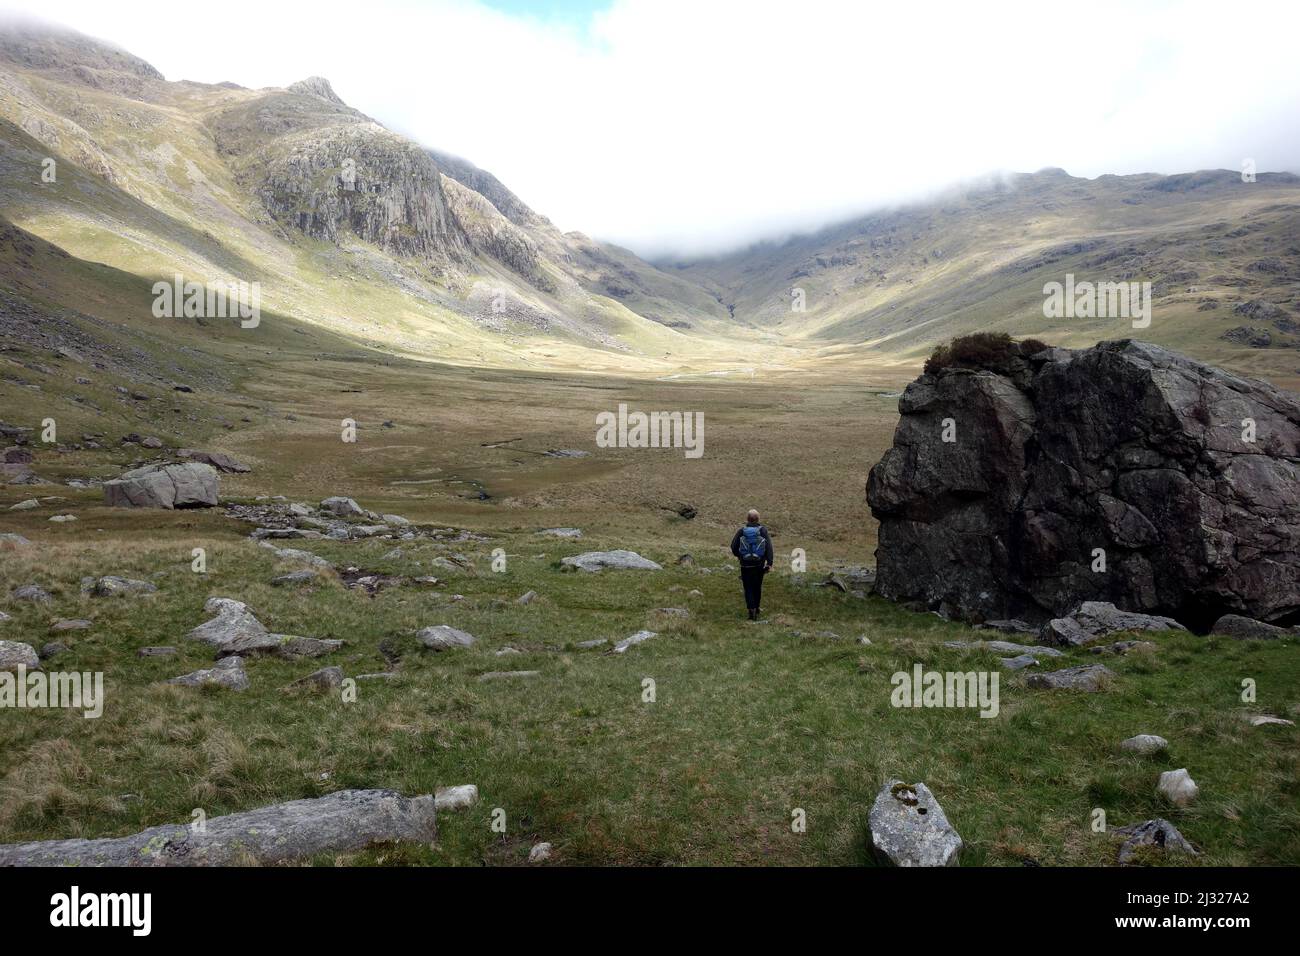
[1,515,1296,866]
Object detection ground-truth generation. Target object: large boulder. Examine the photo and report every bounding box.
[104,462,219,509]
[0,789,437,866]
[867,340,1300,629]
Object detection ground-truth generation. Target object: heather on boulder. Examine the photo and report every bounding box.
[868,340,1300,629]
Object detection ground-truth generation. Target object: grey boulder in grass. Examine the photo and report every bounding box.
[868,779,963,867]
[104,462,218,509]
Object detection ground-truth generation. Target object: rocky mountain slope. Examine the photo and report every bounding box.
[0,21,741,377]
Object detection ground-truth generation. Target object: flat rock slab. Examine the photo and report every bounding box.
[50,619,92,631]
[83,575,158,597]
[104,462,218,509]
[1026,664,1115,692]
[1244,714,1295,727]
[0,640,40,672]
[259,541,331,569]
[562,550,662,572]
[999,654,1038,670]
[1041,602,1185,647]
[416,625,476,650]
[166,655,249,691]
[1111,818,1198,865]
[613,630,657,653]
[217,633,343,660]
[0,789,436,866]
[868,779,963,867]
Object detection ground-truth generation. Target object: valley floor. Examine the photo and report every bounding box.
[1,358,1297,865]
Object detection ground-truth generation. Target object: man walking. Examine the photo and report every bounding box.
[730,509,773,620]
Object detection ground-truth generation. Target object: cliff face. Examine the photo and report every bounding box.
[867,340,1300,629]
[256,122,467,262]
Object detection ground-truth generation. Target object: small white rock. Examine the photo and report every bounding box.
[1156,768,1199,807]
[434,784,479,812]
[528,841,553,863]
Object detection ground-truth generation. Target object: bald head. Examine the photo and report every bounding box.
[746,509,760,524]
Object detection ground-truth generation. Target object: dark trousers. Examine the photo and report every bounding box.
[740,565,766,611]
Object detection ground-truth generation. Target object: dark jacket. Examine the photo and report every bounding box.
[731,523,773,569]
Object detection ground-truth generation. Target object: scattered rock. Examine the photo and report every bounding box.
[1243,714,1295,727]
[49,619,91,632]
[8,499,38,511]
[140,437,163,449]
[166,655,249,690]
[416,625,476,650]
[12,584,50,603]
[1111,818,1198,865]
[538,528,582,538]
[576,638,608,649]
[320,496,364,516]
[136,646,177,658]
[286,666,343,693]
[434,784,478,812]
[528,842,553,863]
[259,541,332,569]
[0,640,40,672]
[47,514,76,523]
[652,607,689,618]
[271,569,319,586]
[999,654,1038,670]
[1211,614,1289,640]
[186,598,268,649]
[0,789,437,866]
[1040,602,1185,648]
[84,575,157,597]
[39,642,68,659]
[977,619,1038,636]
[612,630,657,653]
[1121,734,1168,754]
[1156,768,1199,806]
[1026,664,1115,692]
[178,449,250,473]
[0,533,32,551]
[1088,640,1157,656]
[868,779,963,867]
[515,590,538,605]
[561,550,662,572]
[104,462,219,509]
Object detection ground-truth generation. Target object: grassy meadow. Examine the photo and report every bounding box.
[1,356,1297,867]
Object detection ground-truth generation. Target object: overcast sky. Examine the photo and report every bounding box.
[7,0,1300,257]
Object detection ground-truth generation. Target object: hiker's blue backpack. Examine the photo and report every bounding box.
[738,526,766,564]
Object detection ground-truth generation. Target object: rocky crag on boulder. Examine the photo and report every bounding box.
[867,339,1300,629]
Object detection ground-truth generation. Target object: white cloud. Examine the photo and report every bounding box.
[7,0,1300,256]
